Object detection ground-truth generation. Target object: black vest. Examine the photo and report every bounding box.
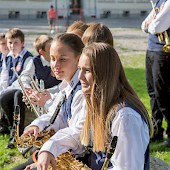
[8,51,33,86]
[62,81,81,127]
[0,53,2,73]
[33,55,61,89]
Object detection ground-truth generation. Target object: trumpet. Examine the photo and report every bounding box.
[11,67,46,117]
[150,0,170,52]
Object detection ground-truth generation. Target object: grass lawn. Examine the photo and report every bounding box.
[0,53,170,169]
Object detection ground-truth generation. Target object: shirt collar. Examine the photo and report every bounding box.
[59,69,80,99]
[1,52,9,60]
[40,55,50,67]
[7,47,27,58]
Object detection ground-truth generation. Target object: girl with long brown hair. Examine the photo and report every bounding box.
[78,42,153,170]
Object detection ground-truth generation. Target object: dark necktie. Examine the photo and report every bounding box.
[13,56,20,68]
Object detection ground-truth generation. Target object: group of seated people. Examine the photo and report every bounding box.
[0,21,153,170]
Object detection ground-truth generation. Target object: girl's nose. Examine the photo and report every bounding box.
[78,69,83,80]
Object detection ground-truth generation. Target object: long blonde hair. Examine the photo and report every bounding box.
[81,43,153,152]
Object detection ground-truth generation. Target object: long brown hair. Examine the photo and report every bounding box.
[81,43,153,152]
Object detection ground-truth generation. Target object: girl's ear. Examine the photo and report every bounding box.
[39,49,43,55]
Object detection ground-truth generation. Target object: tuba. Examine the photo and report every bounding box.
[11,67,46,117]
[150,0,170,52]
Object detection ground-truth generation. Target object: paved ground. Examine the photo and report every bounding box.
[0,16,148,56]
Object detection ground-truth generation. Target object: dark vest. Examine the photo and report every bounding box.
[33,55,61,89]
[6,55,13,79]
[8,51,33,86]
[147,0,170,51]
[86,104,150,170]
[0,53,2,73]
[62,81,81,127]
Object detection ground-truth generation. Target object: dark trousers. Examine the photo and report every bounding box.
[0,89,25,135]
[146,50,170,136]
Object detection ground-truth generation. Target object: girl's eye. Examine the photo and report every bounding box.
[85,69,91,73]
[60,58,66,61]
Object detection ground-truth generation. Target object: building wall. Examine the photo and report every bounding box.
[0,0,152,19]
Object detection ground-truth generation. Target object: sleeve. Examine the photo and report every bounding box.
[109,108,149,170]
[39,91,86,158]
[28,92,64,132]
[148,0,170,34]
[0,60,9,91]
[141,10,154,33]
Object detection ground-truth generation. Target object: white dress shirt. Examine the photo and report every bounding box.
[0,54,9,92]
[141,0,170,34]
[28,70,86,158]
[109,107,149,170]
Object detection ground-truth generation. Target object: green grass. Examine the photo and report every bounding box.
[121,53,170,164]
[0,135,26,170]
[0,53,170,169]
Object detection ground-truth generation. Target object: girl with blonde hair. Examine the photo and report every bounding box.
[78,42,153,170]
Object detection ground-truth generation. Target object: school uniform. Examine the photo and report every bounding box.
[83,106,149,170]
[0,47,33,143]
[141,0,170,141]
[28,70,86,158]
[108,107,149,170]
[32,55,61,89]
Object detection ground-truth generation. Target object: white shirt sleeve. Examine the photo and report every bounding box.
[0,57,9,92]
[148,0,170,34]
[38,91,86,158]
[141,9,154,33]
[109,107,149,170]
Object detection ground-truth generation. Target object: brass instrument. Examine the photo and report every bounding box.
[13,105,20,144]
[101,136,118,170]
[13,104,55,157]
[150,0,170,52]
[31,151,91,170]
[11,67,46,117]
[47,152,92,170]
[16,92,66,157]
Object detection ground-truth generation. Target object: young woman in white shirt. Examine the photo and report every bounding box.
[12,33,85,170]
[78,42,153,170]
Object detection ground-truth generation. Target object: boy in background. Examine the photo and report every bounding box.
[0,32,9,73]
[0,32,10,89]
[0,28,33,148]
[32,35,61,89]
[47,5,57,34]
[0,32,10,133]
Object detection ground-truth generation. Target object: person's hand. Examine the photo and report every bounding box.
[24,88,51,107]
[24,162,38,170]
[23,88,39,106]
[22,126,39,139]
[25,151,56,170]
